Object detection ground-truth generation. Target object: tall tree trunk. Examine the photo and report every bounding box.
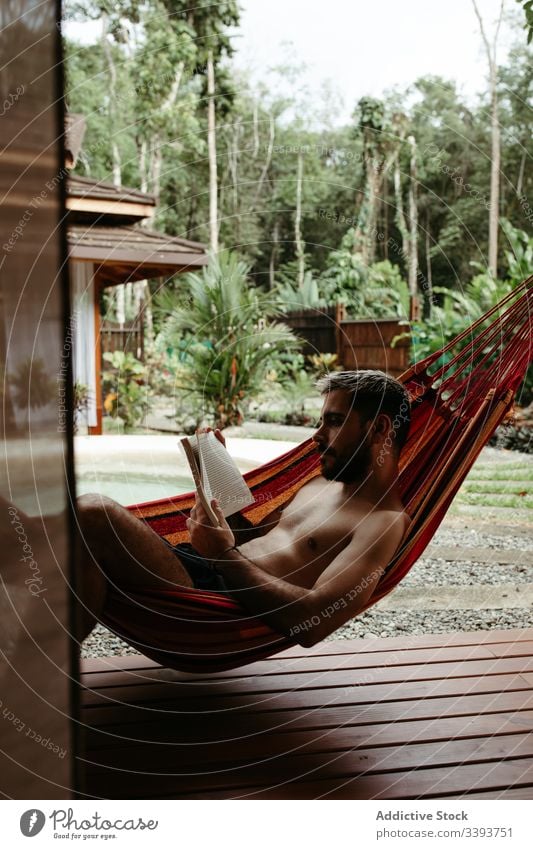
[394,152,409,263]
[124,282,134,320]
[207,50,219,253]
[354,160,380,263]
[101,13,122,188]
[252,99,259,158]
[251,112,275,210]
[472,0,504,277]
[365,161,382,264]
[269,218,279,290]
[101,12,125,326]
[142,282,154,347]
[226,120,239,242]
[152,63,183,205]
[355,148,396,262]
[407,135,418,299]
[150,134,163,205]
[516,147,526,199]
[139,138,148,194]
[295,149,305,287]
[425,212,433,317]
[488,70,501,276]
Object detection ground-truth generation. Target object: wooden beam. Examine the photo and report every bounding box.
[66,197,155,219]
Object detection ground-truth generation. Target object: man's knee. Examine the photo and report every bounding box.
[77,492,121,512]
[77,493,123,524]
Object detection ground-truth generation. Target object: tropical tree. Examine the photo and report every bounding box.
[155,253,301,427]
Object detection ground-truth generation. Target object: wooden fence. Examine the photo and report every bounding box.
[285,305,410,378]
[337,317,410,378]
[284,305,343,356]
[101,319,144,361]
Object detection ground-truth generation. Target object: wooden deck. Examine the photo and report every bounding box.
[79,628,533,799]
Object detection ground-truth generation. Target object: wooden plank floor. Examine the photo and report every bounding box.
[79,628,533,800]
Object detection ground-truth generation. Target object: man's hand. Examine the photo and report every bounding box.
[186,497,235,559]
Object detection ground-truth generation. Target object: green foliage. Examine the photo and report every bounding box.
[275,270,327,311]
[403,274,518,365]
[516,0,533,42]
[156,253,302,427]
[366,261,411,317]
[250,351,320,427]
[307,352,340,378]
[102,351,148,431]
[501,218,533,285]
[320,230,409,318]
[405,221,533,378]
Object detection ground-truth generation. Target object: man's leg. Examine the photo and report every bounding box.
[76,493,194,641]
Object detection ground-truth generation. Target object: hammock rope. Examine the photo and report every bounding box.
[100,278,532,672]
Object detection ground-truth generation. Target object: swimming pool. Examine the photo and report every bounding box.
[74,434,298,506]
[76,469,194,505]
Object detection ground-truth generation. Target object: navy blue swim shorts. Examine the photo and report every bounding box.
[168,542,230,593]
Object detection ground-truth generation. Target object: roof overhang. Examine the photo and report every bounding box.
[66,175,157,224]
[67,224,207,284]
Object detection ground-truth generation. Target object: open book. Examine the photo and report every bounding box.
[180,431,255,526]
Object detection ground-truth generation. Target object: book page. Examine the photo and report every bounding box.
[197,431,254,518]
[178,436,219,526]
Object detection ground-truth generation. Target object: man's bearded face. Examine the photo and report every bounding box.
[313,390,374,484]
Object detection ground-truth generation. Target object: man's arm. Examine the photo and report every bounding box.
[226,502,287,545]
[295,510,408,646]
[188,500,407,648]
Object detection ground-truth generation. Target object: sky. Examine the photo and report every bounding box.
[64,0,520,124]
[230,0,518,122]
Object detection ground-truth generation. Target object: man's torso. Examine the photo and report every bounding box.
[239,477,408,589]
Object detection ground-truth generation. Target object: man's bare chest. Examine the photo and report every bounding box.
[278,484,359,553]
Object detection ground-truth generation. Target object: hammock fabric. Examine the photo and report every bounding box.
[101,278,532,673]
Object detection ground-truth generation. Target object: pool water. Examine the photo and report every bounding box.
[76,471,195,506]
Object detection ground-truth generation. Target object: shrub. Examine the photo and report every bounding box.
[102,351,148,432]
[155,252,301,428]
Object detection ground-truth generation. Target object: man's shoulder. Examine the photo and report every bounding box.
[354,505,410,546]
[372,505,410,529]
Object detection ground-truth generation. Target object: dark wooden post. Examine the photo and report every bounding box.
[0,0,77,797]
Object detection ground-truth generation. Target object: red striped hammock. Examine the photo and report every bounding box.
[101,278,532,672]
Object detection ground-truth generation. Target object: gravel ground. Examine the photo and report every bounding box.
[431,524,533,551]
[82,623,141,658]
[326,608,533,641]
[401,558,533,587]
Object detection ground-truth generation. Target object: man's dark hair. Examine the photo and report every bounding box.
[316,369,411,451]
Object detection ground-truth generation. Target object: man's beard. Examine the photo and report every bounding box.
[320,441,373,483]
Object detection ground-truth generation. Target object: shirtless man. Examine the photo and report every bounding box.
[76,369,411,647]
